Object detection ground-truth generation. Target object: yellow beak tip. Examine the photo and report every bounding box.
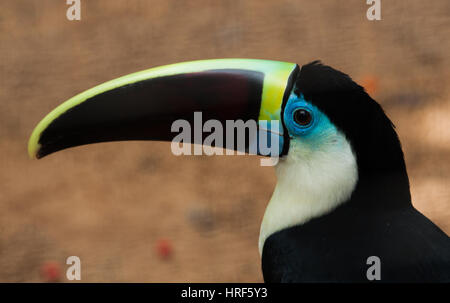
[27,137,40,160]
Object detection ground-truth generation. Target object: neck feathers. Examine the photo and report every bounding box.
[259,131,358,254]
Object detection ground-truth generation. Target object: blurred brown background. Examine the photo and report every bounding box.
[0,0,449,282]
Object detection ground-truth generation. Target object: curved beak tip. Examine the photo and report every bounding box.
[27,131,41,160]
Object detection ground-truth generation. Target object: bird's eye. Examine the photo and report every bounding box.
[293,108,313,127]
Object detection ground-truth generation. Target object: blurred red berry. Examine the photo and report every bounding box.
[156,238,173,259]
[360,75,379,96]
[40,261,61,282]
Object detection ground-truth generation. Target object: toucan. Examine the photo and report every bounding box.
[28,59,450,282]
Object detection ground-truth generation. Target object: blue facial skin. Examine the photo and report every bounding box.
[283,91,339,151]
[256,91,340,158]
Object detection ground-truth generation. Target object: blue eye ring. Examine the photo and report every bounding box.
[292,107,313,128]
[283,93,319,136]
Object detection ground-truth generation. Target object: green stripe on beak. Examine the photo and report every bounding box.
[28,59,298,159]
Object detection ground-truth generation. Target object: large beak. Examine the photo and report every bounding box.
[28,59,299,159]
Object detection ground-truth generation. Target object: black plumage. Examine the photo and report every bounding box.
[262,62,450,282]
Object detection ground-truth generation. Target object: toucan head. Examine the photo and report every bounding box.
[257,61,411,251]
[28,59,411,251]
[28,58,408,181]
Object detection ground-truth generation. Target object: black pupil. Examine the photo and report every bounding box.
[293,109,312,126]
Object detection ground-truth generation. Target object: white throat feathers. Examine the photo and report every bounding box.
[258,128,358,255]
